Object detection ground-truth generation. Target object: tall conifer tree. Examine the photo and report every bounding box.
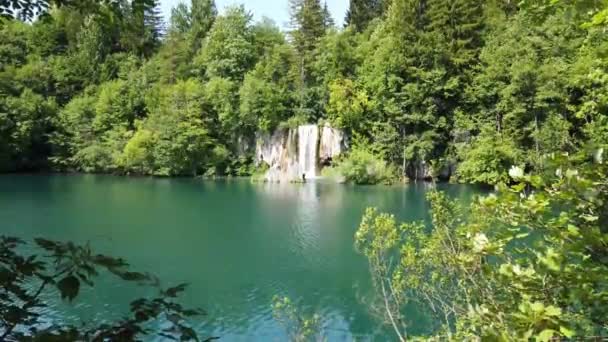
[322,1,334,29]
[345,0,385,32]
[426,0,484,70]
[190,0,217,50]
[289,0,326,86]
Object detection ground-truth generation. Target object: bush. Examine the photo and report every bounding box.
[323,146,394,185]
[456,127,523,185]
[356,149,608,340]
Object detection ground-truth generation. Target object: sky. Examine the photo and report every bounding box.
[160,0,348,30]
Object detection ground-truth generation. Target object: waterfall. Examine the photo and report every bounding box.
[298,125,319,179]
[255,124,343,182]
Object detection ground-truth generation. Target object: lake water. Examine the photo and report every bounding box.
[0,174,483,341]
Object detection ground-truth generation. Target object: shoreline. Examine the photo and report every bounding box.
[0,171,494,190]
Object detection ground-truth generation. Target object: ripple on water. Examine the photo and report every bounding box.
[0,176,484,341]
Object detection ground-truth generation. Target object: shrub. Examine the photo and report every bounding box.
[324,146,394,185]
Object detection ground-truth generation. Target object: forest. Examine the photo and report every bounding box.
[0,0,605,184]
[1,0,608,341]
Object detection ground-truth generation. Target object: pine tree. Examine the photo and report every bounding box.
[426,0,484,70]
[170,3,192,34]
[289,0,326,85]
[126,0,164,57]
[143,0,164,54]
[322,1,334,29]
[190,0,217,51]
[344,0,385,32]
[289,0,325,51]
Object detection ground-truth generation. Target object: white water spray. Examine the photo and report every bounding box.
[298,125,319,179]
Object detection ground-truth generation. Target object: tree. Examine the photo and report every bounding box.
[289,0,326,86]
[121,0,164,57]
[272,296,322,342]
[194,5,255,81]
[170,2,191,34]
[190,0,217,50]
[455,125,523,184]
[461,7,582,177]
[426,0,484,70]
[0,89,56,171]
[0,0,54,20]
[2,0,608,184]
[240,43,298,133]
[344,0,384,32]
[321,1,334,28]
[252,17,285,57]
[0,0,158,22]
[0,235,213,341]
[142,0,164,55]
[123,79,217,176]
[356,148,608,339]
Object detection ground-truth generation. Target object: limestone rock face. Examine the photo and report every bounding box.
[254,124,346,183]
[236,135,254,157]
[319,124,345,167]
[255,128,299,183]
[407,161,434,181]
[406,160,457,181]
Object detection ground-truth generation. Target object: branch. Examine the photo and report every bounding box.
[380,278,406,342]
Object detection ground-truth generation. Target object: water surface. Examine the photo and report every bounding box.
[0,175,482,341]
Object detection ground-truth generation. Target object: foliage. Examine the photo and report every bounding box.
[344,0,385,32]
[1,1,608,339]
[0,88,56,171]
[272,296,322,342]
[456,126,523,184]
[324,144,394,185]
[326,78,369,130]
[0,235,214,341]
[355,148,608,340]
[123,79,217,176]
[194,5,255,81]
[1,0,608,183]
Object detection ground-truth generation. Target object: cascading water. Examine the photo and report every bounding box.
[298,125,319,179]
[255,124,343,182]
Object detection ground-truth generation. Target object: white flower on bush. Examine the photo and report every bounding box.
[565,169,578,179]
[473,233,489,253]
[595,148,604,164]
[508,165,524,180]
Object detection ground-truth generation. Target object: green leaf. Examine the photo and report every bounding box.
[559,326,574,338]
[581,215,598,222]
[530,302,545,312]
[544,305,561,317]
[165,283,188,297]
[536,329,556,342]
[57,275,80,302]
[566,224,580,237]
[93,254,128,268]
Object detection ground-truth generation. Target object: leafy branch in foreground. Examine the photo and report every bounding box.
[272,295,323,342]
[0,237,215,341]
[356,147,608,340]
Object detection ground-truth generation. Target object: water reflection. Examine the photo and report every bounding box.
[0,175,485,341]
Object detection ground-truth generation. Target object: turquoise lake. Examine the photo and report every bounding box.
[0,174,483,341]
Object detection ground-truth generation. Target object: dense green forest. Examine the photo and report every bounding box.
[1,0,606,184]
[1,1,607,340]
